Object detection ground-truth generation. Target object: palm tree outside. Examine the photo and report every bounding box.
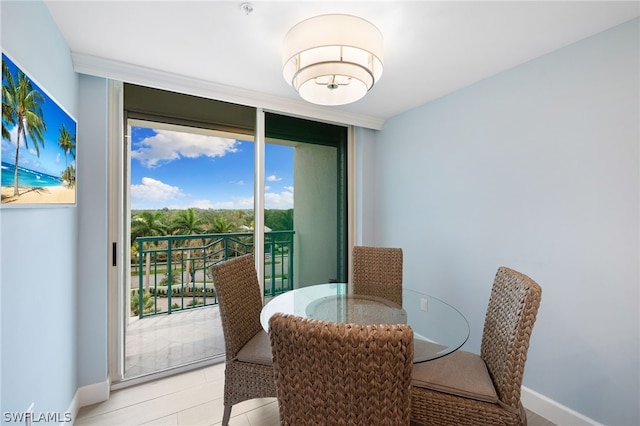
[131,210,168,241]
[131,211,168,292]
[209,216,236,233]
[171,208,206,285]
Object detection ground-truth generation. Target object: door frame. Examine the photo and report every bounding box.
[107,89,356,388]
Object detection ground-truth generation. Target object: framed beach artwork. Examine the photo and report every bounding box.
[1,52,77,207]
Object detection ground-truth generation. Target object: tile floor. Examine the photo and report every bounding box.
[110,305,556,425]
[78,361,556,426]
[77,363,278,426]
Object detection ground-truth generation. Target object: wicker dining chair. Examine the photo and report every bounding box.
[411,266,542,426]
[352,245,403,306]
[269,313,414,426]
[211,254,276,426]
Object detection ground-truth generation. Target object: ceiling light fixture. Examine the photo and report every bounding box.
[282,14,383,106]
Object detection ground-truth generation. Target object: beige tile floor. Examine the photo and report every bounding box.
[77,363,279,426]
[77,361,555,426]
[111,305,556,425]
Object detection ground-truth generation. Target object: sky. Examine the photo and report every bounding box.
[1,53,77,179]
[130,126,294,210]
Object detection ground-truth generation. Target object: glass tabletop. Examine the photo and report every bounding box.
[260,283,469,363]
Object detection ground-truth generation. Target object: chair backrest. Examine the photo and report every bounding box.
[480,266,542,410]
[352,246,403,306]
[211,254,263,360]
[269,313,414,425]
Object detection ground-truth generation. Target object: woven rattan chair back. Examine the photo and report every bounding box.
[480,266,543,411]
[212,254,264,360]
[352,246,403,306]
[410,266,542,426]
[211,254,276,425]
[269,313,414,426]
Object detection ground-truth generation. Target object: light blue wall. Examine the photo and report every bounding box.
[372,18,639,425]
[2,2,638,424]
[0,0,79,421]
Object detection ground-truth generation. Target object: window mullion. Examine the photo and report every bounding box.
[254,108,266,300]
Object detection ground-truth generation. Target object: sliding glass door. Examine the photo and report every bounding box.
[111,84,348,385]
[123,120,255,379]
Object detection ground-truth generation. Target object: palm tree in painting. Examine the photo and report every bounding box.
[131,211,168,292]
[58,123,76,186]
[61,165,76,187]
[2,61,15,142]
[171,208,206,285]
[2,64,47,196]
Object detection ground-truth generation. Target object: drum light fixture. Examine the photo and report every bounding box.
[282,14,384,106]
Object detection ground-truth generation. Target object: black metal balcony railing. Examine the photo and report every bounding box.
[135,231,294,318]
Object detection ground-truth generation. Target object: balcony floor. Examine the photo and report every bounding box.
[125,305,226,378]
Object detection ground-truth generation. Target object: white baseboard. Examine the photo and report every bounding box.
[521,386,604,426]
[78,379,111,407]
[66,391,79,426]
[68,379,110,425]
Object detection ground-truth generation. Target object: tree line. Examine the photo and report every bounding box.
[130,207,293,243]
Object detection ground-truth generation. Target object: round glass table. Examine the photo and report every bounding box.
[260,283,469,363]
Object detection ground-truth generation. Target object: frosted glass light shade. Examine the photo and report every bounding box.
[283,14,384,106]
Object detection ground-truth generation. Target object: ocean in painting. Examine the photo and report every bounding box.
[1,161,63,187]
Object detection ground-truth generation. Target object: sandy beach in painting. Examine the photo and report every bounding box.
[1,185,75,205]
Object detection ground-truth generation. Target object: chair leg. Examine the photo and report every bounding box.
[222,405,232,425]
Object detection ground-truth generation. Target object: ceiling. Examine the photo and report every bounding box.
[44,1,639,126]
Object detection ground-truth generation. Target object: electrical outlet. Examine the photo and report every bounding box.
[420,298,429,312]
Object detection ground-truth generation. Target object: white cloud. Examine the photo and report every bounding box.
[3,127,40,168]
[194,188,292,210]
[235,196,255,209]
[131,177,186,202]
[266,174,282,182]
[155,195,255,211]
[131,129,238,168]
[3,127,43,157]
[265,187,294,209]
[190,199,236,209]
[6,127,19,148]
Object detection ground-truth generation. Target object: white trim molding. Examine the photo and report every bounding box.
[68,379,110,424]
[77,380,110,408]
[66,392,80,426]
[521,386,604,426]
[71,53,385,131]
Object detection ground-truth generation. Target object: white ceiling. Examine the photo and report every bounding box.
[44,1,639,126]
